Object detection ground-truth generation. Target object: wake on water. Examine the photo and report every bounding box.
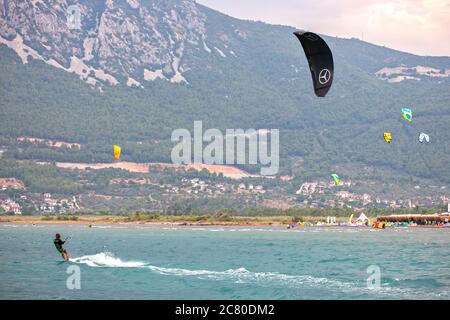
[71,252,145,268]
[69,252,443,298]
[70,252,349,287]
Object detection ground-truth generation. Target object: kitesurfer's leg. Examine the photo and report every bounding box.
[61,250,68,261]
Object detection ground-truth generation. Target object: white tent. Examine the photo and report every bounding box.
[356,213,369,222]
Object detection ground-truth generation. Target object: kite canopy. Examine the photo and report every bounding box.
[348,214,354,224]
[402,108,412,122]
[331,174,341,185]
[419,133,430,143]
[113,145,121,160]
[383,132,392,143]
[293,31,334,97]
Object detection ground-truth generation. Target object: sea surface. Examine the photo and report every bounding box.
[0,224,449,300]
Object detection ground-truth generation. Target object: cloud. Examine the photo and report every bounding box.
[197,0,450,56]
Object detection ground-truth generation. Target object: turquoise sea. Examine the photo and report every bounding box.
[0,223,449,300]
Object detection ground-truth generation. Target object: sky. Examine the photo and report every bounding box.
[197,0,450,56]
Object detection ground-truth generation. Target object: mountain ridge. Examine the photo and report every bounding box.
[1,0,449,89]
[1,0,449,188]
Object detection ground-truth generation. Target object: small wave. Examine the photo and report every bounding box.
[1,224,22,228]
[90,225,127,229]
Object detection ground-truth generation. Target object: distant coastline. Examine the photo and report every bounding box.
[0,215,300,226]
[1,215,448,229]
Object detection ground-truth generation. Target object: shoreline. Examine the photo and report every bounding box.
[0,216,292,227]
[0,216,448,229]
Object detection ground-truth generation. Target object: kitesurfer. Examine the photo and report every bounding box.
[54,233,69,261]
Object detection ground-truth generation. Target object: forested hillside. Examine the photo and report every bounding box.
[0,0,449,185]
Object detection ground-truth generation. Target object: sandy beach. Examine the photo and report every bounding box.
[0,215,298,226]
[1,215,448,229]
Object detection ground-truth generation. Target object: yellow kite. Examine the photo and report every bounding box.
[113,145,121,160]
[331,174,341,185]
[383,132,392,143]
[348,214,354,224]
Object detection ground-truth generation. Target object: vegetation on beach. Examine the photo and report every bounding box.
[0,214,316,225]
[41,215,79,221]
[0,205,446,226]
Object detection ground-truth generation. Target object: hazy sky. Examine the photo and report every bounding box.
[197,0,450,56]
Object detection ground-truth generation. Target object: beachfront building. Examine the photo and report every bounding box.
[377,212,450,225]
[378,203,450,225]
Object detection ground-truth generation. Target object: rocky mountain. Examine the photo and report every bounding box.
[2,0,449,88]
[0,0,449,186]
[0,0,211,87]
